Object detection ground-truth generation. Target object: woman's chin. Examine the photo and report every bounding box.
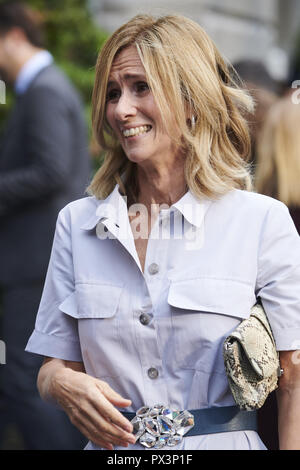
[124,152,152,165]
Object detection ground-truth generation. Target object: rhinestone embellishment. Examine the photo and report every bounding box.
[131,405,194,448]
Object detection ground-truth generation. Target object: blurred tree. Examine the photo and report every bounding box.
[0,0,108,164]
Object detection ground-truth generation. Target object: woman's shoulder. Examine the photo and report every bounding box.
[59,195,99,214]
[57,195,101,226]
[207,189,293,233]
[63,195,99,210]
[218,189,288,215]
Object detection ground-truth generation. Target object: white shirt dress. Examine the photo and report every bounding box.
[26,185,300,450]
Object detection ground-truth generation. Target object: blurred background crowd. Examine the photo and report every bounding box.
[0,0,299,451]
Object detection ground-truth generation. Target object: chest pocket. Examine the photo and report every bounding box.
[167,277,256,372]
[59,282,124,378]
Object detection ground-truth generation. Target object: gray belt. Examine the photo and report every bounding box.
[122,405,257,447]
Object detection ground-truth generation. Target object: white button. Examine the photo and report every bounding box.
[148,263,159,275]
[148,367,159,379]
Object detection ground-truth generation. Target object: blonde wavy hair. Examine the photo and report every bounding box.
[87,14,254,201]
[255,95,300,207]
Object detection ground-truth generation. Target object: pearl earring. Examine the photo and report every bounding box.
[191,115,196,131]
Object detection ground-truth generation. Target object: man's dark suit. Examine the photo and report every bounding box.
[0,63,90,449]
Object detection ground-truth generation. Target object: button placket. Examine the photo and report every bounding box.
[137,231,169,405]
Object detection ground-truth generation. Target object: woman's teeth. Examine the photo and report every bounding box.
[123,125,151,137]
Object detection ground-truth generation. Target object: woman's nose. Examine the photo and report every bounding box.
[115,92,136,120]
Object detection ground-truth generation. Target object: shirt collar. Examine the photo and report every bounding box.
[80,185,127,230]
[14,50,53,95]
[80,185,212,231]
[172,190,212,228]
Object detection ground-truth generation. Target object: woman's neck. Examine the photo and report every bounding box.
[135,158,187,209]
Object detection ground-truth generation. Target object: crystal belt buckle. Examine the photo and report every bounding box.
[131,404,194,448]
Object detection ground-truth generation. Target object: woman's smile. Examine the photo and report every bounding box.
[122,124,152,139]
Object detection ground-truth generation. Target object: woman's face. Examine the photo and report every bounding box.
[105,45,179,167]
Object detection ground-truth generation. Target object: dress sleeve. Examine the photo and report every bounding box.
[25,206,83,361]
[255,199,300,351]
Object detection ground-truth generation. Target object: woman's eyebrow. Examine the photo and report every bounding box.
[107,73,147,88]
[123,73,146,80]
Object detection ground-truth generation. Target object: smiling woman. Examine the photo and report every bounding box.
[104,46,170,167]
[25,13,300,451]
[89,15,253,205]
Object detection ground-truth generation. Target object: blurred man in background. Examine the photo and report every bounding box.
[0,1,90,449]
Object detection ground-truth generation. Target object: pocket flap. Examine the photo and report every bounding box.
[58,291,78,317]
[59,284,123,319]
[168,278,255,319]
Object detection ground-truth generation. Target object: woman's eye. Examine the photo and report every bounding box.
[136,82,149,93]
[106,89,120,101]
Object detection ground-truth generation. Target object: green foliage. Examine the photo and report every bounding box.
[0,0,109,162]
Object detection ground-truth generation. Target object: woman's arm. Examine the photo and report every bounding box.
[37,357,135,450]
[276,350,300,450]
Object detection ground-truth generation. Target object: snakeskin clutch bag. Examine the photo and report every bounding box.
[223,303,282,411]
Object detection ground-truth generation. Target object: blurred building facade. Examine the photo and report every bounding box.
[88,0,300,84]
